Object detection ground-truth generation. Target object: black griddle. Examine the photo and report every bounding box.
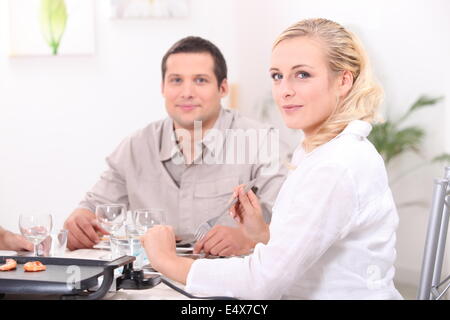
[0,255,160,300]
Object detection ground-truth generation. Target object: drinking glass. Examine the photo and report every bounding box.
[40,229,68,257]
[19,214,53,257]
[131,208,165,235]
[95,204,126,236]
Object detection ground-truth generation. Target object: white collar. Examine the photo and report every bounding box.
[338,120,372,139]
[291,120,373,166]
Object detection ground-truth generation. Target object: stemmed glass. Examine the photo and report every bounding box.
[95,203,127,237]
[19,214,53,256]
[131,208,165,235]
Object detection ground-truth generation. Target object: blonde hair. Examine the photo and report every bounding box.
[274,18,383,151]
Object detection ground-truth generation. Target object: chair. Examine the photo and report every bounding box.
[417,166,450,300]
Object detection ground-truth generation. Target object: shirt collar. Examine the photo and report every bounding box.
[291,120,372,166]
[159,107,233,162]
[338,120,372,139]
[159,117,180,162]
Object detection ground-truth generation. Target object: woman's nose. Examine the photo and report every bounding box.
[280,80,296,100]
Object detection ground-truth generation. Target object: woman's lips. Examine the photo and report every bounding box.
[282,104,304,112]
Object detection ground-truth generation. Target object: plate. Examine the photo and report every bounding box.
[93,240,110,250]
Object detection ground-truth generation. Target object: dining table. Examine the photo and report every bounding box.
[0,248,195,300]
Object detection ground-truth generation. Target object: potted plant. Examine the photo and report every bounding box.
[368,95,450,205]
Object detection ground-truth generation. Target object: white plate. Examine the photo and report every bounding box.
[93,241,110,250]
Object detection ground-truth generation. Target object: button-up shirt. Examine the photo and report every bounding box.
[185,120,403,300]
[78,108,288,238]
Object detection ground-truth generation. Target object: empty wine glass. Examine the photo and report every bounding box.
[95,203,126,236]
[131,208,165,235]
[19,214,53,257]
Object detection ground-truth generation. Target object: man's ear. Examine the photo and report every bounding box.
[161,81,165,95]
[338,70,354,98]
[219,78,229,98]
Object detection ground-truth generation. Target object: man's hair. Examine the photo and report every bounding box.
[161,36,227,87]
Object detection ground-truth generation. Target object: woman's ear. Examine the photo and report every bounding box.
[338,70,354,98]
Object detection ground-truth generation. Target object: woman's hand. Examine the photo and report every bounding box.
[141,225,177,270]
[229,185,270,244]
[141,225,194,285]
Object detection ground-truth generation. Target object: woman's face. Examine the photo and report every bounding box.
[270,36,346,137]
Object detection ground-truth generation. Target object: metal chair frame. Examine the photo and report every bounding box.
[417,166,450,300]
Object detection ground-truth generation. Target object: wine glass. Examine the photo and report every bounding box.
[95,203,126,237]
[131,208,165,235]
[19,214,53,257]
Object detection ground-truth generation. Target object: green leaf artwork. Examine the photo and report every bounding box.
[40,0,68,55]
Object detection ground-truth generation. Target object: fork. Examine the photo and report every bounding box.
[193,179,258,242]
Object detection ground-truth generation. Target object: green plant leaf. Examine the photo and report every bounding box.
[40,0,68,55]
[396,95,444,125]
[368,123,424,164]
[432,153,450,163]
[392,126,424,154]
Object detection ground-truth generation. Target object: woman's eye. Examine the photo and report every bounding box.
[271,73,283,81]
[296,71,310,79]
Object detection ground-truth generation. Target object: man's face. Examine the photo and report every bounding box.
[162,52,228,131]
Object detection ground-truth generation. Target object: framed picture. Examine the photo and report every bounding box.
[8,0,95,57]
[110,0,189,19]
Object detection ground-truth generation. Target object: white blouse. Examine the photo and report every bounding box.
[185,120,403,300]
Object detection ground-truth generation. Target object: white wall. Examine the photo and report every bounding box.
[1,0,449,289]
[0,0,239,231]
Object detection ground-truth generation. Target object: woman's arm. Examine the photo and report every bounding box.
[141,225,194,284]
[185,164,358,299]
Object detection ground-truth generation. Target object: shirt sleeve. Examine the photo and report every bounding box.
[77,137,131,212]
[251,128,289,223]
[185,163,358,299]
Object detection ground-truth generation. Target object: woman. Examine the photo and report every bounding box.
[141,18,402,300]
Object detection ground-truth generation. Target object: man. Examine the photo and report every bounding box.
[0,226,33,251]
[64,36,287,256]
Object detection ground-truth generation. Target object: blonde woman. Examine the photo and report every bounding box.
[141,18,403,300]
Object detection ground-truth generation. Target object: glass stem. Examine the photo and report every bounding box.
[34,242,39,257]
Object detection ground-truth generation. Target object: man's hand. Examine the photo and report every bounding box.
[64,208,109,250]
[193,225,256,257]
[0,228,33,252]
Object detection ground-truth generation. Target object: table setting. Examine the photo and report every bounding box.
[0,204,237,300]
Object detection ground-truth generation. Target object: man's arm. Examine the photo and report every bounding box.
[250,127,289,223]
[65,137,131,250]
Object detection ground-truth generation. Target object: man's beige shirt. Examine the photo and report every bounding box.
[79,108,288,238]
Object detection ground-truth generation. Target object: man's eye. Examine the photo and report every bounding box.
[296,71,310,79]
[271,73,283,81]
[170,78,182,83]
[195,78,207,84]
